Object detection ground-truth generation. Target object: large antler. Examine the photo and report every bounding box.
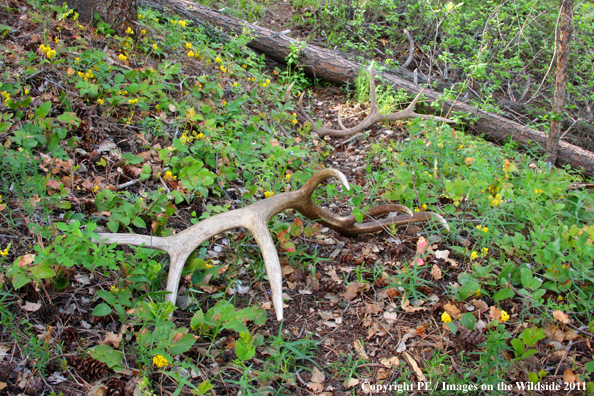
[285,62,454,137]
[94,169,448,321]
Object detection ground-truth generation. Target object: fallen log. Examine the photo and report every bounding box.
[138,0,594,178]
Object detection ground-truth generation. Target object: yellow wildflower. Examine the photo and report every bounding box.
[421,204,427,211]
[125,27,134,34]
[441,312,452,323]
[215,56,222,64]
[482,247,488,256]
[557,295,563,301]
[534,188,543,194]
[97,98,104,105]
[153,355,169,368]
[171,19,178,25]
[93,186,99,192]
[179,20,187,27]
[220,65,227,73]
[500,310,510,322]
[185,42,192,49]
[470,251,478,260]
[285,174,291,179]
[196,132,205,140]
[118,54,127,62]
[141,29,146,35]
[233,82,238,87]
[152,43,158,51]
[128,98,138,105]
[465,157,474,165]
[242,64,247,68]
[264,191,273,198]
[187,50,194,58]
[414,208,420,212]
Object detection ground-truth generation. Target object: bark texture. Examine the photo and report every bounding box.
[64,0,137,31]
[546,0,573,164]
[140,0,594,177]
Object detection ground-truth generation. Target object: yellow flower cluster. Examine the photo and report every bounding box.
[476,225,488,233]
[489,193,502,207]
[128,98,139,105]
[215,56,222,64]
[0,245,9,256]
[1,91,10,105]
[500,310,510,322]
[264,191,274,198]
[180,131,205,144]
[110,285,119,293]
[291,112,298,125]
[441,312,452,323]
[285,173,291,180]
[97,98,104,105]
[118,54,127,62]
[261,79,271,88]
[93,185,99,192]
[185,42,192,49]
[242,64,247,68]
[187,50,194,58]
[153,355,169,367]
[125,27,134,34]
[39,44,57,58]
[247,77,255,82]
[117,90,128,96]
[77,69,95,81]
[470,251,478,260]
[164,170,176,181]
[140,29,146,35]
[534,188,543,194]
[152,43,158,51]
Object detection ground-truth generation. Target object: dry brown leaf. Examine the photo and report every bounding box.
[385,287,401,299]
[342,282,369,301]
[310,367,325,383]
[21,301,42,312]
[261,301,271,310]
[307,382,324,393]
[545,324,565,342]
[563,368,578,383]
[402,351,426,382]
[345,378,359,388]
[353,340,369,361]
[376,368,389,380]
[401,296,427,313]
[443,303,462,319]
[564,330,578,341]
[366,303,383,314]
[319,311,334,320]
[471,299,489,311]
[383,311,398,325]
[380,356,400,367]
[431,264,442,280]
[553,310,570,324]
[17,254,35,268]
[489,306,501,321]
[99,332,122,348]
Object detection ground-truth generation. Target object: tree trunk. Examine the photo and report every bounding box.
[64,0,137,32]
[141,0,594,177]
[546,0,573,165]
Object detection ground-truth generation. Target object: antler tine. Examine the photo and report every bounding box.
[284,59,454,137]
[367,61,379,117]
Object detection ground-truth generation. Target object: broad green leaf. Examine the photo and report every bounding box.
[92,303,112,316]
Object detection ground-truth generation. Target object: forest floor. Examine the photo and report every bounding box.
[0,1,593,396]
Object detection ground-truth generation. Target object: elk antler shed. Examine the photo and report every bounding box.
[285,62,454,137]
[95,169,448,321]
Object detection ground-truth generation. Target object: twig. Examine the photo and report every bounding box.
[401,29,415,70]
[116,179,140,190]
[337,133,365,147]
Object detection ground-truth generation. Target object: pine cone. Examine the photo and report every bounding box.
[60,327,79,350]
[106,378,127,396]
[37,305,58,323]
[322,281,343,294]
[457,330,486,350]
[79,357,109,381]
[24,376,45,395]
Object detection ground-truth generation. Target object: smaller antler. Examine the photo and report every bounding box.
[285,62,454,137]
[94,169,448,322]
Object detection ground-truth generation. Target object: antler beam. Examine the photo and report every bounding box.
[94,169,448,321]
[285,62,454,137]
